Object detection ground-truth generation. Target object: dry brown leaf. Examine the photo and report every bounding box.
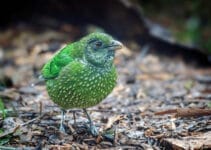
[104,115,124,130]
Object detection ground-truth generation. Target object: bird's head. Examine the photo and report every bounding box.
[80,32,122,68]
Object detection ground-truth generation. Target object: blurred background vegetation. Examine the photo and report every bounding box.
[141,0,211,54]
[0,0,211,62]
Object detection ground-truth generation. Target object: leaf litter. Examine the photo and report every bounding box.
[0,25,210,149]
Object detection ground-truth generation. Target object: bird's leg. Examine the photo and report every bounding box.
[83,108,98,136]
[72,110,76,126]
[59,109,66,133]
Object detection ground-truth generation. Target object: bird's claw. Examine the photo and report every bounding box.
[59,124,66,133]
[84,122,98,136]
[89,125,98,136]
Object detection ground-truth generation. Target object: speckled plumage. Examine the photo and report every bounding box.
[41,32,122,109]
[46,61,117,109]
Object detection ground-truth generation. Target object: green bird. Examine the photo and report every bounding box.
[41,32,122,136]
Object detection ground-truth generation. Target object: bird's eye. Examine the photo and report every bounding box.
[88,39,103,50]
[94,41,103,48]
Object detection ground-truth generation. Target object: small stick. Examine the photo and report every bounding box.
[0,114,45,139]
[175,108,211,117]
[0,146,16,150]
[21,113,45,126]
[39,101,42,116]
[154,109,177,115]
[113,125,118,145]
[155,108,211,118]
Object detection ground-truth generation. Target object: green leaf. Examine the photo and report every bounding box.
[0,98,7,119]
[0,136,11,146]
[208,102,211,108]
[184,80,194,91]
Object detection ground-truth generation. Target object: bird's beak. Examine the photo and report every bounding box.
[110,40,123,50]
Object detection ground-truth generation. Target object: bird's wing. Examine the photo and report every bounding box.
[41,45,73,80]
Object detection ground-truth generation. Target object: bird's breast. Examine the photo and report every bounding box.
[46,63,117,109]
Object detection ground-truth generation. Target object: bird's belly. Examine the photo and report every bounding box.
[46,69,117,109]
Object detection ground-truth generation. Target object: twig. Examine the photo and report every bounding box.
[21,113,45,126]
[0,113,45,139]
[175,108,211,117]
[155,108,211,118]
[113,125,118,145]
[0,146,16,150]
[39,101,42,116]
[155,109,177,115]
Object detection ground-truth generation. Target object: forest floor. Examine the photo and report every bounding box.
[0,24,210,150]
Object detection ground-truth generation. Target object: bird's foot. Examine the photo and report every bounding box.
[59,109,66,133]
[82,108,98,136]
[89,124,98,136]
[59,124,66,133]
[85,122,98,136]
